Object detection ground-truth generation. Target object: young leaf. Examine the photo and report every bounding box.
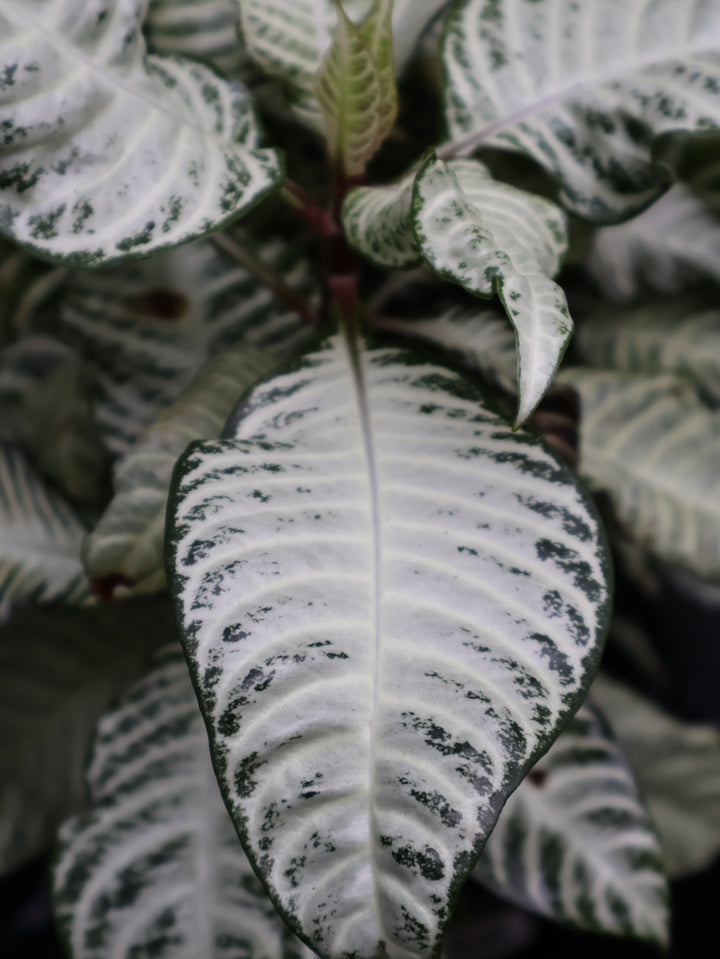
[560,369,720,580]
[84,345,279,591]
[0,1,281,266]
[313,2,395,177]
[473,702,669,946]
[167,329,611,959]
[0,444,89,620]
[0,599,176,877]
[146,0,248,76]
[53,648,315,959]
[593,673,720,879]
[586,185,720,301]
[57,237,313,458]
[342,170,422,269]
[576,302,720,406]
[443,0,720,221]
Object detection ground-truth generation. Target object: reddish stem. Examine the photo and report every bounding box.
[282,181,340,238]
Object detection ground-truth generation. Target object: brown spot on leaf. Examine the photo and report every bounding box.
[528,767,547,788]
[123,287,189,320]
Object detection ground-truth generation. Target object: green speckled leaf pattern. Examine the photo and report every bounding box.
[343,172,422,270]
[587,185,720,301]
[560,368,720,580]
[57,237,313,458]
[376,306,518,396]
[593,673,720,880]
[473,700,669,945]
[84,345,278,589]
[167,330,610,959]
[0,0,281,265]
[0,599,175,877]
[146,0,248,76]
[576,302,720,407]
[443,0,720,221]
[0,444,88,619]
[414,156,571,426]
[53,649,316,959]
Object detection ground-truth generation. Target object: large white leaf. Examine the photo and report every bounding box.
[560,368,720,580]
[0,444,89,619]
[593,674,720,879]
[57,236,313,458]
[0,0,281,265]
[53,648,315,959]
[237,0,450,128]
[575,302,720,407]
[473,700,668,945]
[84,345,277,590]
[443,0,720,221]
[586,184,720,300]
[0,599,175,877]
[146,0,248,76]
[167,329,611,959]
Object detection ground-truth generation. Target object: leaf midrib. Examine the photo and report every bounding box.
[443,39,717,157]
[4,0,226,142]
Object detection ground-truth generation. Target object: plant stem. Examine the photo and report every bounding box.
[281,180,339,237]
[211,231,319,327]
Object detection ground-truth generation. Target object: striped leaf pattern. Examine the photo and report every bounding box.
[0,0,281,266]
[146,0,248,76]
[0,444,88,620]
[57,237,312,458]
[576,302,720,406]
[168,330,610,959]
[0,599,175,877]
[344,155,570,424]
[443,0,720,221]
[54,649,316,959]
[593,674,720,879]
[587,184,720,301]
[560,368,720,580]
[375,306,518,396]
[84,345,278,590]
[473,700,669,945]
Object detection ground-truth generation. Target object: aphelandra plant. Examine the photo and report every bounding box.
[1,1,720,957]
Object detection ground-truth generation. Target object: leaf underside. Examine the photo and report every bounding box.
[168,329,610,959]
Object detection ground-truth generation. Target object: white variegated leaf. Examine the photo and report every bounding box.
[473,701,668,946]
[443,0,720,221]
[559,368,720,580]
[167,329,611,959]
[84,345,278,590]
[0,336,110,504]
[343,171,421,270]
[237,0,450,128]
[375,305,518,396]
[576,302,720,407]
[0,0,281,266]
[414,156,571,426]
[593,674,720,879]
[58,237,313,458]
[0,599,175,877]
[53,649,315,959]
[146,0,248,76]
[587,185,720,300]
[0,444,89,619]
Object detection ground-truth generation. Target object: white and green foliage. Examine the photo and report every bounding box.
[57,237,312,457]
[562,368,720,580]
[0,444,89,619]
[146,0,247,76]
[593,674,720,879]
[575,302,720,407]
[586,184,720,300]
[84,344,277,590]
[168,328,610,959]
[0,598,175,876]
[344,155,571,424]
[473,700,668,945]
[54,648,315,959]
[443,0,720,221]
[0,0,281,265]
